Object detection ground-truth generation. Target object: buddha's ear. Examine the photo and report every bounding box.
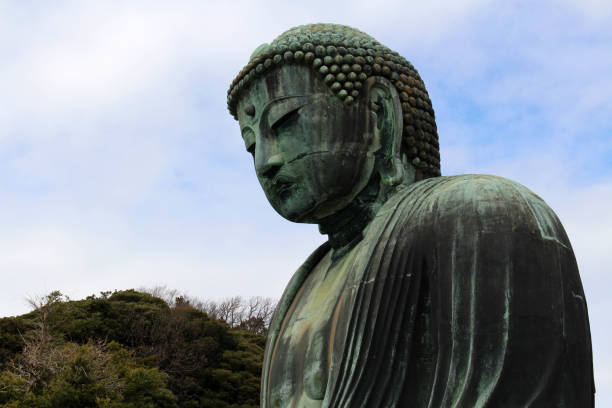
[362,76,405,187]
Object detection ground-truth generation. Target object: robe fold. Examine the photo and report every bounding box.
[262,174,594,407]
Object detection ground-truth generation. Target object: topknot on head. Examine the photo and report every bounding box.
[227,23,441,178]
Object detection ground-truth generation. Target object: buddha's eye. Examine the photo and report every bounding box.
[268,98,308,132]
[271,108,300,134]
[241,127,255,158]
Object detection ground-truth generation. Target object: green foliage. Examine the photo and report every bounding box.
[0,317,31,370]
[0,341,178,408]
[0,290,266,407]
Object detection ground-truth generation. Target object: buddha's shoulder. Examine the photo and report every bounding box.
[386,174,566,240]
[402,174,543,205]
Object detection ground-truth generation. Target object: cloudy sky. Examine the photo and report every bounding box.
[1,0,610,403]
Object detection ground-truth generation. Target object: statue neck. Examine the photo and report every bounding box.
[318,161,418,256]
[318,176,381,256]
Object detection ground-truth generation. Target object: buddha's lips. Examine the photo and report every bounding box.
[271,170,298,185]
[275,183,294,198]
[269,174,298,198]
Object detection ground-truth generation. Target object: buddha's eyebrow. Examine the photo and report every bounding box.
[262,94,309,110]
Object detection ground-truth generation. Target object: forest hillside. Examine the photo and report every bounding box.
[0,290,274,408]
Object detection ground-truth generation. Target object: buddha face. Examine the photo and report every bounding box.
[236,65,378,223]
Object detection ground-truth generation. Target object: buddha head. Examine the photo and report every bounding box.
[228,24,440,224]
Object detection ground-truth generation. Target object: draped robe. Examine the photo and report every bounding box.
[262,174,594,407]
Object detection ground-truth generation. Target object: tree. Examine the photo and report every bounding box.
[139,287,277,335]
[0,289,268,407]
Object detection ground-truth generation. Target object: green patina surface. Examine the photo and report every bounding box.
[228,23,594,408]
[228,23,440,178]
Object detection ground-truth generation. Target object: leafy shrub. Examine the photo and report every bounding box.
[0,290,267,407]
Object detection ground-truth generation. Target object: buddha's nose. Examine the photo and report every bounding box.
[258,154,284,179]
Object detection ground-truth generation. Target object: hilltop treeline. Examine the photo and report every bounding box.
[0,290,275,407]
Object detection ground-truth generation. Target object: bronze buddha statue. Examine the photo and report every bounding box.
[228,24,594,407]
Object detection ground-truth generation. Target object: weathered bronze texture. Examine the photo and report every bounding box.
[229,24,594,408]
[229,24,440,178]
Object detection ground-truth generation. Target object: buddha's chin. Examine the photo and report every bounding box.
[274,198,351,225]
[273,202,318,224]
[268,192,319,224]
